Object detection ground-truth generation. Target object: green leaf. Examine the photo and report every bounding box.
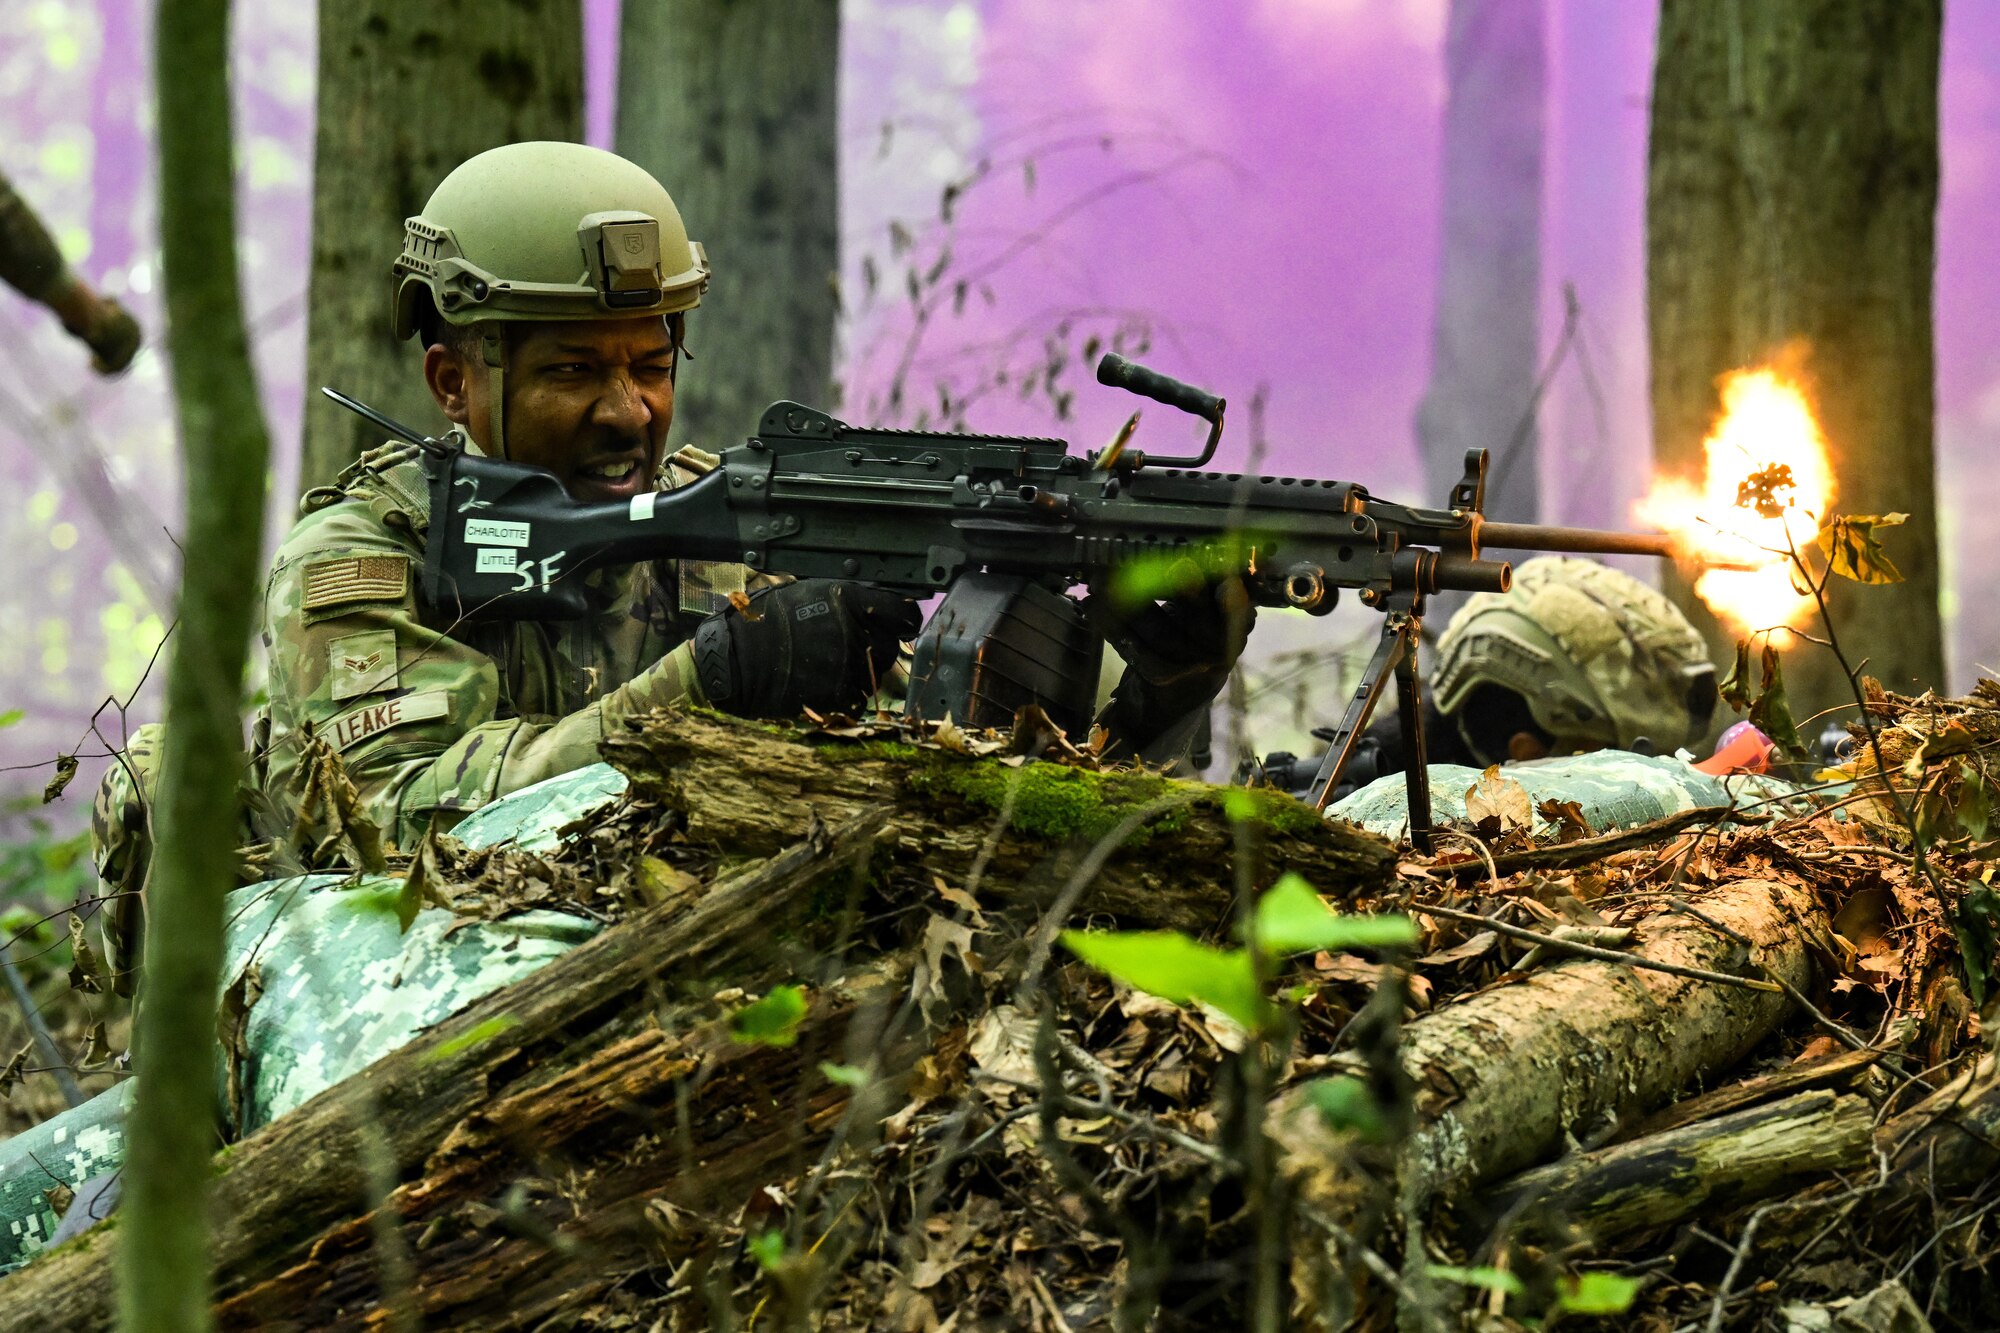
[1250,873,1417,957]
[747,1229,787,1271]
[1556,1271,1641,1314]
[419,1014,523,1065]
[1748,645,1810,761]
[1955,884,2000,1010]
[0,709,22,730]
[819,1061,869,1088]
[1221,787,1260,824]
[1959,762,1994,843]
[1060,929,1266,1030]
[1304,1075,1392,1143]
[1719,639,1753,714]
[729,985,808,1047]
[1107,532,1269,608]
[1815,513,1907,585]
[1427,1265,1525,1298]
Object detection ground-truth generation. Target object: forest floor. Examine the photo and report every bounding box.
[5,683,1999,1330]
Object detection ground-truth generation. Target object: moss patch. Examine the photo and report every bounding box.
[906,758,1194,843]
[814,740,921,763]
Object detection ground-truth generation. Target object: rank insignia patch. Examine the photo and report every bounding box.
[301,555,410,620]
[328,628,399,702]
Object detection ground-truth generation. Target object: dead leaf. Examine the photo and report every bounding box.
[932,714,971,754]
[79,1021,111,1067]
[728,589,761,620]
[395,828,454,933]
[1536,798,1595,844]
[1417,931,1499,968]
[919,913,982,1003]
[0,1043,30,1099]
[931,874,986,925]
[1816,512,1908,585]
[43,753,79,804]
[1833,886,1896,955]
[636,856,701,909]
[67,912,102,994]
[968,1004,1039,1091]
[1465,766,1532,836]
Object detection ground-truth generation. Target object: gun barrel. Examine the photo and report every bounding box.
[1476,520,1676,561]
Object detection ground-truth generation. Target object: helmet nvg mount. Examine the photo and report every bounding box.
[1430,556,1720,764]
[389,141,709,457]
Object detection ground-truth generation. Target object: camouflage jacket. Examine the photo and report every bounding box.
[255,436,746,850]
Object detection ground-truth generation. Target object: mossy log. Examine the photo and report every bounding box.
[1273,877,1828,1226]
[603,709,1398,933]
[1490,1090,1875,1242]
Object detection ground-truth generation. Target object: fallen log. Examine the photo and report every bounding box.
[1623,1044,1882,1140]
[603,709,1396,931]
[1880,1050,2000,1205]
[1273,877,1828,1225]
[1489,1089,1875,1243]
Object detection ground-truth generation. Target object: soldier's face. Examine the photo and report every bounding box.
[429,318,677,503]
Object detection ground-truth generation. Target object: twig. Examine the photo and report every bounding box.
[1417,904,1782,992]
[1442,806,1739,880]
[1432,829,1499,894]
[1704,1203,1773,1333]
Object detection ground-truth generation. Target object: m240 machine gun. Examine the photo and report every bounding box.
[325,357,1686,851]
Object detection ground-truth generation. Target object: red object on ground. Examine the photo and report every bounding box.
[1693,721,1775,776]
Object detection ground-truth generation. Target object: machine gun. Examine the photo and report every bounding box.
[324,357,1686,851]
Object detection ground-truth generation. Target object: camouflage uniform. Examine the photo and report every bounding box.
[254,435,742,852]
[83,444,745,989]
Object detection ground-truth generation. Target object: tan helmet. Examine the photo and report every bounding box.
[1430,556,1719,762]
[390,141,709,455]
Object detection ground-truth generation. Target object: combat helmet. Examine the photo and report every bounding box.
[1430,556,1719,763]
[389,141,709,456]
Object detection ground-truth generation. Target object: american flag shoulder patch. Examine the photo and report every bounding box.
[301,555,410,617]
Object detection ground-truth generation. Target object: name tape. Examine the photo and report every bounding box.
[475,547,518,575]
[326,691,449,752]
[464,518,531,547]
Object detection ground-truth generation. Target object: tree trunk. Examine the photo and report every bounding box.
[298,0,582,493]
[1415,0,1545,524]
[1647,0,1944,711]
[614,0,840,451]
[120,0,273,1327]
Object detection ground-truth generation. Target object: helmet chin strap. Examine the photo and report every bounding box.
[481,328,509,459]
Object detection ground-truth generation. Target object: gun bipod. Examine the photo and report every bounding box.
[1305,594,1436,853]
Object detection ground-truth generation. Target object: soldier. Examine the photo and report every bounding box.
[92,141,1247,989]
[0,165,141,373]
[1259,556,1719,799]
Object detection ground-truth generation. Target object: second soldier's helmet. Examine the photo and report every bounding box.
[1430,556,1719,763]
[390,141,707,344]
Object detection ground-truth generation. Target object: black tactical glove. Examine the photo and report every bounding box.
[1084,576,1255,762]
[692,579,921,720]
